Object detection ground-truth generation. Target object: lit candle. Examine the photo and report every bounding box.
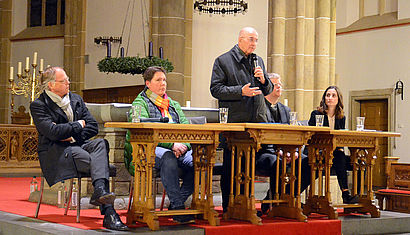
[17,62,22,75]
[148,41,153,57]
[33,52,37,65]
[159,47,163,59]
[40,59,44,71]
[25,57,29,70]
[10,66,14,80]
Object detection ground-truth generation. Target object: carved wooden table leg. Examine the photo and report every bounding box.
[304,142,338,219]
[268,146,307,222]
[226,142,261,225]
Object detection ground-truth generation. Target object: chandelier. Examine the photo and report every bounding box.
[194,0,248,15]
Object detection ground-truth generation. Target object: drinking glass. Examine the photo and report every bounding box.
[289,112,297,125]
[315,115,324,127]
[356,117,365,131]
[219,108,228,124]
[131,105,142,123]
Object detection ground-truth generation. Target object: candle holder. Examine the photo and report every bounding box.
[9,57,44,125]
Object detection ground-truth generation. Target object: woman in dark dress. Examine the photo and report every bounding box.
[308,86,358,204]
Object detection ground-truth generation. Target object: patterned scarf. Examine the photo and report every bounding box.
[145,88,173,122]
[45,90,73,122]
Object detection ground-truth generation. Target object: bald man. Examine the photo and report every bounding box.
[210,27,273,213]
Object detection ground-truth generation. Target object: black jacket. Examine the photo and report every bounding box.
[266,101,291,124]
[210,45,273,123]
[30,92,98,186]
[308,110,346,130]
[259,101,291,155]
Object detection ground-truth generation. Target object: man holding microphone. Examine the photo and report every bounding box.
[210,27,273,213]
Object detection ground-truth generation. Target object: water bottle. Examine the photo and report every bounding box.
[57,180,65,208]
[71,181,78,209]
[64,181,69,208]
[30,176,38,194]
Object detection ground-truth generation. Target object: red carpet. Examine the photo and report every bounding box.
[0,178,341,234]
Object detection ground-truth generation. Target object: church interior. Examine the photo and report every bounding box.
[0,0,409,234]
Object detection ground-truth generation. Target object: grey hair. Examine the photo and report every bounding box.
[268,73,280,80]
[39,66,61,92]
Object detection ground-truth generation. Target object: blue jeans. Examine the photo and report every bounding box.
[154,147,194,208]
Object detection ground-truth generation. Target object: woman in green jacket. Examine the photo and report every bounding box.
[124,66,194,224]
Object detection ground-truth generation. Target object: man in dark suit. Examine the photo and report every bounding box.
[30,67,128,231]
[256,73,311,216]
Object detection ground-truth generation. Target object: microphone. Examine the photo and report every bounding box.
[139,117,169,123]
[251,53,259,69]
[251,54,260,81]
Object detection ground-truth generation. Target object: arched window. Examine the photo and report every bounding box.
[29,0,65,27]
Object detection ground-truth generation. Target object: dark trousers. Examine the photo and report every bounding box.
[256,150,312,198]
[72,138,112,215]
[154,147,194,208]
[332,149,361,193]
[72,138,110,183]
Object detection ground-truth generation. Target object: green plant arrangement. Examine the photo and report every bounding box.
[97,56,174,75]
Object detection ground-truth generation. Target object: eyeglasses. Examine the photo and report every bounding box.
[241,36,258,43]
[55,77,70,84]
[273,83,283,89]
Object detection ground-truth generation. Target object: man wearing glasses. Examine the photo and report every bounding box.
[30,67,128,231]
[210,27,273,214]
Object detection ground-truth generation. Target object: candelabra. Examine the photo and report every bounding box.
[9,52,44,125]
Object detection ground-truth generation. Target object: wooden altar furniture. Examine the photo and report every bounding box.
[222,123,329,224]
[303,130,401,219]
[0,124,39,176]
[375,162,410,213]
[104,122,244,230]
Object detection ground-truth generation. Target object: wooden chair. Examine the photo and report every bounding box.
[35,164,117,222]
[375,162,410,213]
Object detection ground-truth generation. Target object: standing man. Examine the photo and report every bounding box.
[30,67,128,231]
[210,27,273,213]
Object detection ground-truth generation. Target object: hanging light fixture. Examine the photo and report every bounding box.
[194,0,248,15]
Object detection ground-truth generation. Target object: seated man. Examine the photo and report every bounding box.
[30,67,128,231]
[256,73,311,215]
[124,66,195,224]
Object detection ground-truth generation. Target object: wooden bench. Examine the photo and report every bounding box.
[375,162,410,213]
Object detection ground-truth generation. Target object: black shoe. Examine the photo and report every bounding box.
[173,214,195,224]
[90,186,115,206]
[343,194,359,204]
[169,204,195,224]
[103,213,129,231]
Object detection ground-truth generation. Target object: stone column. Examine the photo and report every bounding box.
[184,0,193,103]
[0,0,12,122]
[151,0,187,104]
[303,0,315,119]
[64,0,87,96]
[268,0,336,120]
[314,0,330,107]
[295,0,306,116]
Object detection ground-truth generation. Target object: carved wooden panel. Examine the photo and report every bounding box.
[0,124,39,170]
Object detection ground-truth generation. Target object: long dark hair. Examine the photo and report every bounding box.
[318,85,344,119]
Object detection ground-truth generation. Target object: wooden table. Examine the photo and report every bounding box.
[303,130,401,219]
[222,123,330,224]
[104,122,244,230]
